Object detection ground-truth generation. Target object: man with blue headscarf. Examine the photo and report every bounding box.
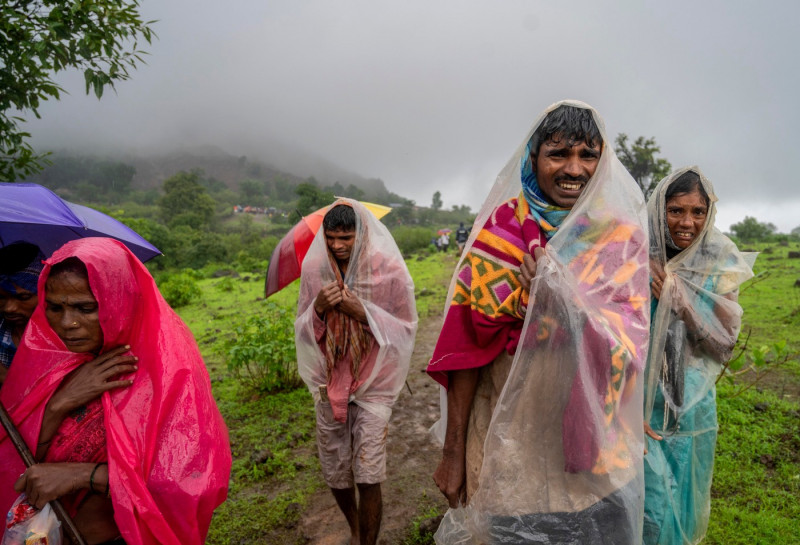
[427,102,650,544]
[0,242,44,385]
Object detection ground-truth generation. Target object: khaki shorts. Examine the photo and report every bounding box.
[315,401,388,489]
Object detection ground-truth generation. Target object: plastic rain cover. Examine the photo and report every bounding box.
[433,100,651,544]
[295,198,417,421]
[643,167,754,545]
[0,238,231,545]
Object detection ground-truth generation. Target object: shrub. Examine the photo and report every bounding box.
[216,276,236,292]
[158,272,202,307]
[391,226,436,255]
[224,303,302,393]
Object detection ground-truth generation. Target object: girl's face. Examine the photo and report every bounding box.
[666,189,708,249]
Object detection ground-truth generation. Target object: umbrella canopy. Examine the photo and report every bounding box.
[265,200,391,297]
[0,183,161,262]
[437,228,452,236]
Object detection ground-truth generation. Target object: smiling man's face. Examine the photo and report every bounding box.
[533,135,601,209]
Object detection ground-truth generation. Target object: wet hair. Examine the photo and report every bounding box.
[529,105,603,156]
[0,242,41,275]
[322,204,357,232]
[665,170,710,208]
[48,257,89,282]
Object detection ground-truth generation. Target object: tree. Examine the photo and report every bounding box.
[615,134,672,199]
[1,0,155,180]
[239,179,265,206]
[344,184,365,201]
[431,191,443,211]
[728,216,777,243]
[159,171,215,229]
[295,183,334,216]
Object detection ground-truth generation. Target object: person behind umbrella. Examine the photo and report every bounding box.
[643,168,753,545]
[0,237,231,545]
[427,101,650,543]
[295,200,417,545]
[0,242,44,386]
[438,232,450,253]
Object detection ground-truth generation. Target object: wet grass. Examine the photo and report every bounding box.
[709,383,800,544]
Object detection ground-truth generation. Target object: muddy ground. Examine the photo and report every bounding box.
[298,314,449,544]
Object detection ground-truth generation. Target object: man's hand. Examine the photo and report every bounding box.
[314,281,343,316]
[519,246,545,292]
[433,448,467,508]
[338,286,368,323]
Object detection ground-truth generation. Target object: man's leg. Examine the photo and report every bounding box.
[357,482,382,545]
[316,401,357,543]
[331,487,359,545]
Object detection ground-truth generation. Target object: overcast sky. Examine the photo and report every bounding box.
[27,0,800,232]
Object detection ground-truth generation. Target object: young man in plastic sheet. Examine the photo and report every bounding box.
[295,200,417,545]
[427,101,651,544]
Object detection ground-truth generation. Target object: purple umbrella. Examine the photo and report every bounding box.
[0,182,161,262]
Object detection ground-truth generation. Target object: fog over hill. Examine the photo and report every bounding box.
[33,140,399,202]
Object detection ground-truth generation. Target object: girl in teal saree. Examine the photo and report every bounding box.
[643,167,754,545]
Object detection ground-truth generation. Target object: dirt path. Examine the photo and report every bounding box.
[298,314,448,544]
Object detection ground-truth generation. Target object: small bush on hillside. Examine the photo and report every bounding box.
[224,303,301,393]
[392,226,436,255]
[158,272,202,307]
[215,276,236,292]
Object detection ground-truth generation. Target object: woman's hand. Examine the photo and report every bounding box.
[14,463,95,509]
[47,345,137,417]
[37,346,137,459]
[520,247,546,292]
[650,268,666,300]
[643,423,663,455]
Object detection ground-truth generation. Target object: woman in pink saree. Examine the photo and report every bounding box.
[0,237,231,545]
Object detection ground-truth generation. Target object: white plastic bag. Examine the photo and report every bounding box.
[2,494,62,545]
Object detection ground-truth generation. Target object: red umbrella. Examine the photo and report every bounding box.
[265,202,391,298]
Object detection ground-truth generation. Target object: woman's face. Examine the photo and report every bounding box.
[665,189,709,249]
[45,271,104,354]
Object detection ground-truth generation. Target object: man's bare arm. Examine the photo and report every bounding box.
[433,367,479,508]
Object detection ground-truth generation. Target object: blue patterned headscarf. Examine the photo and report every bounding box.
[520,140,571,239]
[0,243,45,294]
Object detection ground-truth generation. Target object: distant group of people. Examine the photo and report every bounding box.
[434,223,470,254]
[0,99,752,545]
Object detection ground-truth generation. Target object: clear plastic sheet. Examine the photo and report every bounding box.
[295,198,418,421]
[643,167,755,545]
[0,238,231,545]
[433,101,651,544]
